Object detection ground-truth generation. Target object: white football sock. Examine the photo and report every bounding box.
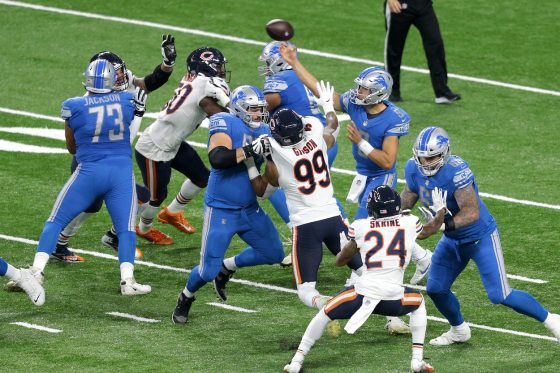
[168,180,202,213]
[120,262,134,281]
[294,309,330,361]
[139,203,159,232]
[223,257,238,271]
[297,282,326,309]
[412,243,429,262]
[182,287,195,298]
[5,264,21,282]
[32,252,50,272]
[409,299,427,361]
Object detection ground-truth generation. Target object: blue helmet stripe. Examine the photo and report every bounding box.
[94,60,104,90]
[419,126,437,151]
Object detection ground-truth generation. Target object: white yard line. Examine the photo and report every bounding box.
[206,302,258,313]
[426,316,557,342]
[10,322,63,333]
[1,107,559,211]
[0,233,555,342]
[1,0,559,97]
[105,312,161,323]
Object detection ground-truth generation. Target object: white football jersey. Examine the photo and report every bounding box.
[350,214,423,299]
[268,116,340,226]
[135,74,213,161]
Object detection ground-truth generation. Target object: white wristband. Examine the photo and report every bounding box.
[245,159,259,179]
[357,139,375,156]
[322,102,335,115]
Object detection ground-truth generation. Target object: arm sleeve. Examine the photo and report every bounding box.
[208,146,237,169]
[143,64,172,92]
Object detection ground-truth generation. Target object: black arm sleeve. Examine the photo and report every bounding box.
[208,146,238,169]
[143,64,172,92]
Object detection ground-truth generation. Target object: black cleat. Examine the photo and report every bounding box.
[213,265,235,301]
[101,230,119,251]
[172,292,195,325]
[435,92,461,104]
[51,244,85,263]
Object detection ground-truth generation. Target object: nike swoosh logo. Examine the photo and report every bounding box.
[34,293,41,303]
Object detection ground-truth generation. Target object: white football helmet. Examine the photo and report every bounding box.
[258,41,293,76]
[230,85,269,128]
[350,67,393,105]
[413,126,451,176]
[83,59,116,94]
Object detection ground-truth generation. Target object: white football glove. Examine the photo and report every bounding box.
[133,87,148,117]
[205,77,230,107]
[316,80,335,114]
[430,187,448,213]
[126,69,135,89]
[251,134,271,156]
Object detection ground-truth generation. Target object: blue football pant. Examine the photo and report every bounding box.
[354,172,398,219]
[186,204,284,293]
[37,157,137,264]
[0,257,8,276]
[426,229,549,325]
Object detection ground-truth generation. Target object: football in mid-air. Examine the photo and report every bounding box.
[265,19,294,41]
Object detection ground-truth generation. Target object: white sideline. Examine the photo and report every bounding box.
[0,0,559,97]
[2,232,558,345]
[207,302,258,313]
[106,312,161,323]
[1,106,559,211]
[10,322,63,333]
[426,316,557,342]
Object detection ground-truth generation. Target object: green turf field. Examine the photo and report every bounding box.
[0,1,558,372]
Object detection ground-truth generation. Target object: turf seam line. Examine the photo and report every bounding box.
[206,302,258,313]
[10,322,63,333]
[105,312,161,323]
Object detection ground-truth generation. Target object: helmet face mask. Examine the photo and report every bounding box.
[90,51,129,91]
[258,41,292,76]
[83,59,116,94]
[366,185,401,219]
[413,126,451,176]
[230,85,269,128]
[350,67,393,105]
[187,47,230,81]
[269,108,304,147]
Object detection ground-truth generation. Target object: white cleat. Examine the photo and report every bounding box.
[283,361,302,373]
[6,266,44,292]
[410,249,432,285]
[280,253,292,267]
[120,278,151,296]
[385,316,411,335]
[16,268,45,306]
[544,313,560,342]
[429,325,471,346]
[411,359,435,373]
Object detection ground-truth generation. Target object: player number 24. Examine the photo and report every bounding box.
[364,229,406,269]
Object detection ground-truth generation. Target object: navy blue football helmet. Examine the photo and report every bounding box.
[187,47,229,81]
[367,185,401,219]
[269,108,304,147]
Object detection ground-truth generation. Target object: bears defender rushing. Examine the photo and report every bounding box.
[52,35,177,262]
[12,59,151,299]
[1,257,44,306]
[172,85,284,324]
[401,126,560,345]
[283,185,445,373]
[246,81,362,310]
[259,41,347,267]
[135,46,230,245]
[280,43,432,333]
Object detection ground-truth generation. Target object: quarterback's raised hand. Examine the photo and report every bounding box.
[133,87,148,117]
[161,34,177,68]
[316,80,335,114]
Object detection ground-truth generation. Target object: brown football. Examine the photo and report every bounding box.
[265,19,294,41]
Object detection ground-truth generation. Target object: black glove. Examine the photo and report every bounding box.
[133,87,147,117]
[161,34,176,68]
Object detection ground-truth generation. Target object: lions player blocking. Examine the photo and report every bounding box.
[401,126,560,345]
[172,86,284,324]
[17,59,151,299]
[134,47,230,244]
[283,185,443,373]
[245,81,363,310]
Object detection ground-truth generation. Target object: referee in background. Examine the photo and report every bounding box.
[383,0,461,104]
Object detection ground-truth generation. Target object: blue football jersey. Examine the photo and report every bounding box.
[61,91,135,163]
[404,156,497,243]
[204,113,270,209]
[339,92,410,176]
[263,70,325,125]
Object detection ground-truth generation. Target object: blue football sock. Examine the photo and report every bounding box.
[36,222,63,255]
[502,289,549,322]
[428,290,465,326]
[186,266,207,294]
[0,258,7,276]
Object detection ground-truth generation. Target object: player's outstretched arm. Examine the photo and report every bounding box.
[417,187,448,239]
[280,44,342,111]
[64,121,76,154]
[400,184,419,210]
[316,81,339,149]
[336,239,359,267]
[130,34,176,92]
[247,159,279,198]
